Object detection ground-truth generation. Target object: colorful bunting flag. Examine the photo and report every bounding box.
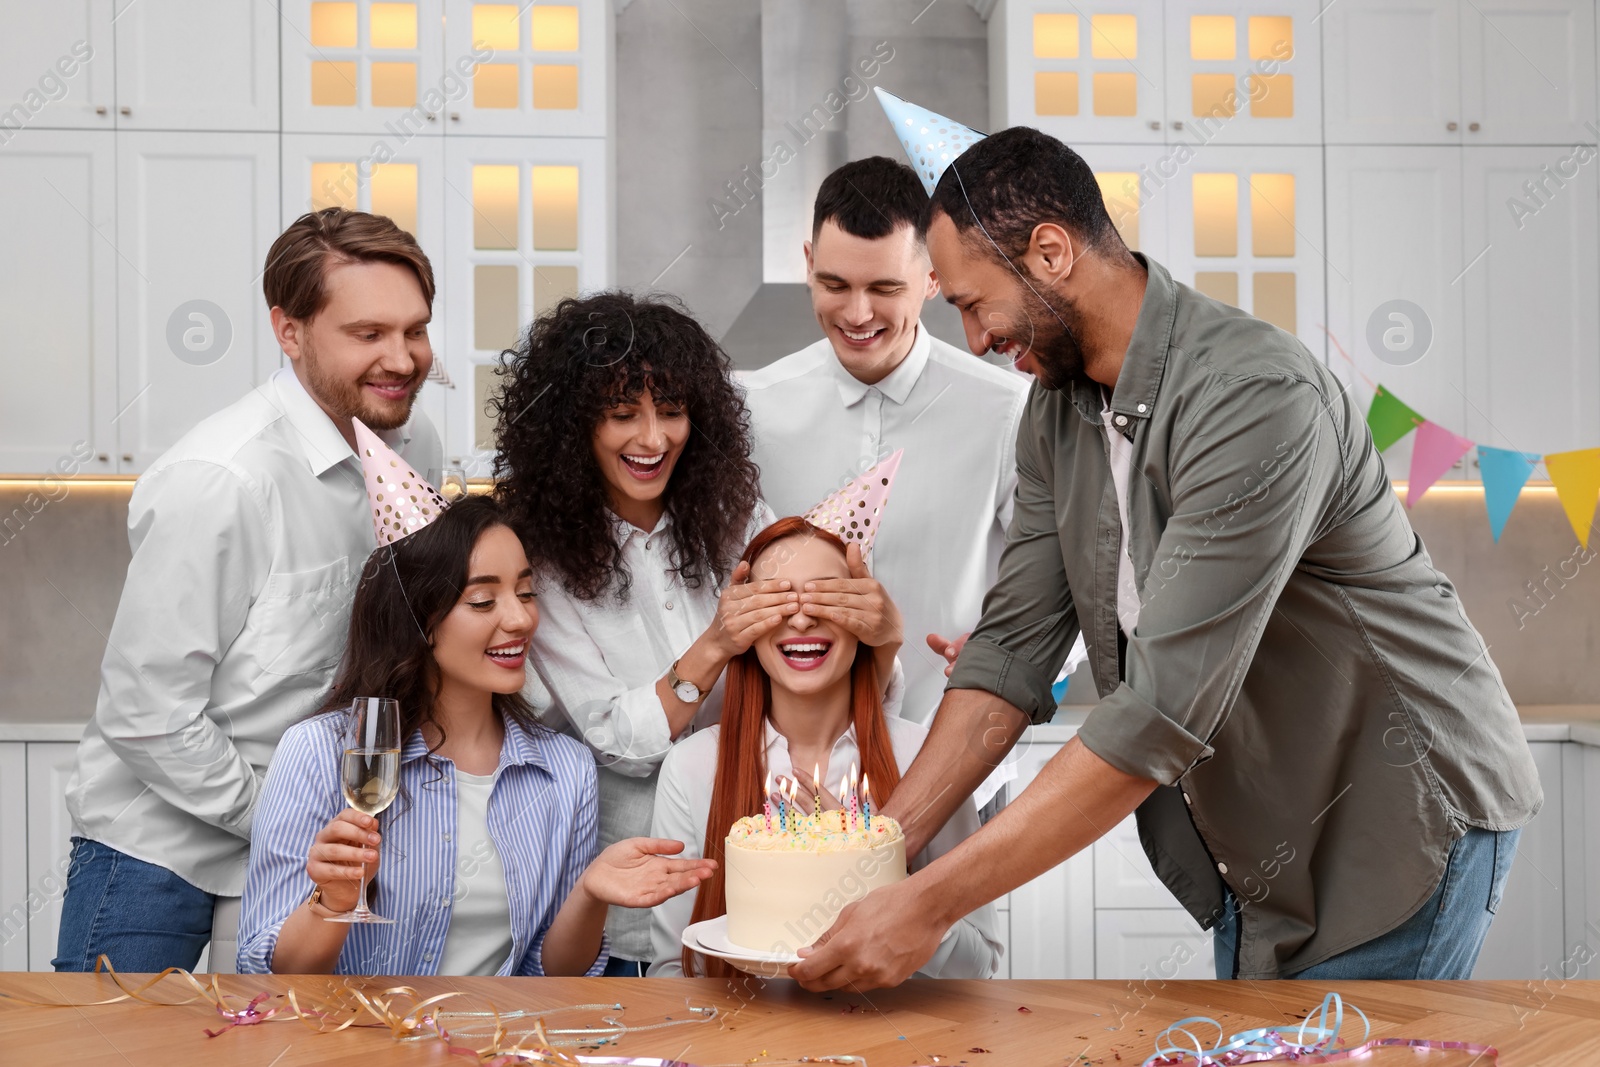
[1544,448,1600,549]
[1366,386,1425,452]
[1407,421,1476,507]
[1477,446,1542,542]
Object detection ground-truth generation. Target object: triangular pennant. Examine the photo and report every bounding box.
[803,449,903,563]
[873,87,986,197]
[1544,447,1600,549]
[1406,420,1475,507]
[1366,385,1425,452]
[1477,446,1542,542]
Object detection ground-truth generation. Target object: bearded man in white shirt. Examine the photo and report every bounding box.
[55,208,443,973]
[742,157,1031,745]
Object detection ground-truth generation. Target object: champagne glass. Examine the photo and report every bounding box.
[428,466,469,502]
[326,697,402,924]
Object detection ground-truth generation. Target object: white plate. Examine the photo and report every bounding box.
[681,916,801,976]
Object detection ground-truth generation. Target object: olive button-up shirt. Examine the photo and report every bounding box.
[949,254,1542,978]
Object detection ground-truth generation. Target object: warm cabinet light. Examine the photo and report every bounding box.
[1090,14,1136,59]
[1095,173,1139,251]
[1033,13,1078,58]
[311,2,357,47]
[1249,174,1296,257]
[1193,173,1239,257]
[1034,70,1079,115]
[1249,15,1293,60]
[369,3,417,49]
[1190,15,1235,60]
[531,5,579,51]
[1093,71,1136,116]
[311,162,358,210]
[473,165,520,250]
[533,264,579,317]
[1192,73,1237,118]
[1195,271,1239,307]
[474,62,520,108]
[532,166,579,250]
[1253,272,1296,334]
[473,3,521,50]
[533,64,579,109]
[371,163,418,235]
[1250,73,1294,118]
[312,61,358,106]
[371,61,417,107]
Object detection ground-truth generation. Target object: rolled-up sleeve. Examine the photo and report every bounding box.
[948,397,1082,723]
[238,719,338,974]
[1079,375,1341,784]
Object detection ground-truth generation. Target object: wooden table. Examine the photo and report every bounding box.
[3,973,1599,1065]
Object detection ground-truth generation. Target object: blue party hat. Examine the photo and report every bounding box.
[873,87,986,196]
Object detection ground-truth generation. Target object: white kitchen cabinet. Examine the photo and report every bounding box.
[114,0,280,131]
[0,129,119,476]
[0,744,28,972]
[1474,741,1567,979]
[1162,145,1325,360]
[1094,812,1177,910]
[113,131,281,473]
[993,0,1167,143]
[1459,0,1598,146]
[1323,0,1465,145]
[1076,144,1174,263]
[1564,736,1600,980]
[441,134,609,470]
[441,0,611,138]
[1096,908,1215,980]
[1159,0,1322,147]
[281,0,448,135]
[0,1,115,132]
[1004,731,1095,978]
[1324,146,1467,481]
[1461,147,1600,457]
[24,743,79,973]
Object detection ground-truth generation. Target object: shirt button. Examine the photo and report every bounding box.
[645,539,653,550]
[1114,414,1128,427]
[1182,792,1191,805]
[1217,862,1228,875]
[443,832,452,842]
[442,897,451,908]
[424,952,434,962]
[665,600,674,611]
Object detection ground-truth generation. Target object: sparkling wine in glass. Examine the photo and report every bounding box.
[326,697,401,924]
[427,466,469,503]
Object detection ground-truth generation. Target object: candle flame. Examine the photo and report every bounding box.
[850,761,858,787]
[862,774,870,800]
[813,763,820,788]
[764,771,771,794]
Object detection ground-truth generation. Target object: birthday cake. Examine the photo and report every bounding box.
[723,810,906,955]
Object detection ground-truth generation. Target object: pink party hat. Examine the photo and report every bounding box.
[804,450,903,561]
[355,419,450,546]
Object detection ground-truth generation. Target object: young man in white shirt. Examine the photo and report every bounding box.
[55,208,443,972]
[742,157,1030,739]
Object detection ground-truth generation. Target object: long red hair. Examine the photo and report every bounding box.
[682,516,902,976]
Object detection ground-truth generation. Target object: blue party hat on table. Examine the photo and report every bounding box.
[873,87,986,196]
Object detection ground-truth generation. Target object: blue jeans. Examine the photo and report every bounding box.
[54,838,217,973]
[602,956,647,977]
[1213,826,1519,980]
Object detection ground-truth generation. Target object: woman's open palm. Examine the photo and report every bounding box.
[582,838,717,908]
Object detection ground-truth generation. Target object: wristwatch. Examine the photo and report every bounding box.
[667,659,705,704]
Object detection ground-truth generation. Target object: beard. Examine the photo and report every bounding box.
[301,333,420,431]
[1012,267,1091,391]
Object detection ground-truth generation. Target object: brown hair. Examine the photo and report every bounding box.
[263,207,436,321]
[682,517,903,977]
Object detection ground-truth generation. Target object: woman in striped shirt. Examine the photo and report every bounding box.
[238,495,716,976]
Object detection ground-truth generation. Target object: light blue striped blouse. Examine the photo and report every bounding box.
[237,710,608,976]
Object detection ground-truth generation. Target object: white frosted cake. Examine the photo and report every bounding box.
[723,810,906,955]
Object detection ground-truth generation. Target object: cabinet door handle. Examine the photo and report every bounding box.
[450,112,460,122]
[1447,121,1458,131]
[119,106,130,116]
[96,453,109,462]
[1171,120,1184,131]
[121,453,133,462]
[1148,120,1161,131]
[425,112,436,121]
[95,105,107,115]
[1468,122,1480,132]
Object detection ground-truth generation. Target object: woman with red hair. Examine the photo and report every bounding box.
[647,517,1003,978]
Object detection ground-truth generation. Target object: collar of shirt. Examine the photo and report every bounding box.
[761,716,861,778]
[270,366,414,478]
[832,322,931,408]
[399,715,553,777]
[1068,254,1176,438]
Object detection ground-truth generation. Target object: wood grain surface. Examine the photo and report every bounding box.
[3,973,1598,1065]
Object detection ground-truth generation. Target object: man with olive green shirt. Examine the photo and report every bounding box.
[789,125,1540,989]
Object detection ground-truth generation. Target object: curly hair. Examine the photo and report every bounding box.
[490,291,762,603]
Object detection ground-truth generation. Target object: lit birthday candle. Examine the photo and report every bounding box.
[812,763,822,817]
[763,771,773,832]
[839,773,849,833]
[849,762,859,830]
[776,776,787,833]
[862,774,872,832]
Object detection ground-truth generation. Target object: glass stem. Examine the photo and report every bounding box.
[353,864,372,918]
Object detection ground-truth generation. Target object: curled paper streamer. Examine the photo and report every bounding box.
[1144,992,1498,1066]
[0,956,715,1064]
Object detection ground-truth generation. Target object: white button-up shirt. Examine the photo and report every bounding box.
[742,326,1031,725]
[65,368,441,895]
[647,715,1004,978]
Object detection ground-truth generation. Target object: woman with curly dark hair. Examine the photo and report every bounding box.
[491,291,798,975]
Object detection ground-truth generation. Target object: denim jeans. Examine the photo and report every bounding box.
[1213,826,1519,980]
[602,955,647,977]
[54,837,217,973]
